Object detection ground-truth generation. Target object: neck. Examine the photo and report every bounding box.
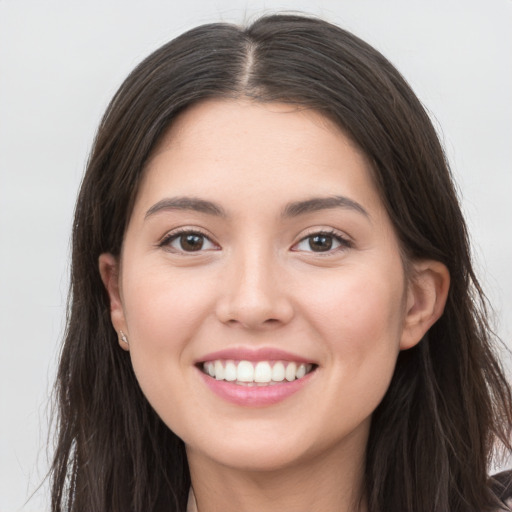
[186,441,368,512]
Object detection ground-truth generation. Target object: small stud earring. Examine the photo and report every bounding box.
[119,330,129,345]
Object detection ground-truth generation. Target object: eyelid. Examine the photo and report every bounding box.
[158,227,220,253]
[156,226,352,254]
[290,228,353,253]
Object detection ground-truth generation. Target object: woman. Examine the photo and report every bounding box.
[50,13,512,512]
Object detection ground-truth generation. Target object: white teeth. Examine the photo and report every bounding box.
[202,359,314,384]
[254,361,272,383]
[237,361,254,382]
[296,364,306,379]
[271,362,285,382]
[285,362,297,381]
[214,360,224,380]
[224,360,237,381]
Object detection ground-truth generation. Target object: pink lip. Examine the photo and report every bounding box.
[196,347,315,364]
[198,368,316,407]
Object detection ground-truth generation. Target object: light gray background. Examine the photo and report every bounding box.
[1,1,511,510]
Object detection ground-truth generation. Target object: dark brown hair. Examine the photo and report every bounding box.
[50,13,512,512]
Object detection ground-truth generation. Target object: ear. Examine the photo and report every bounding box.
[98,253,129,351]
[400,260,450,350]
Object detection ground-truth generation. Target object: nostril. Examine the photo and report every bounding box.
[226,317,283,329]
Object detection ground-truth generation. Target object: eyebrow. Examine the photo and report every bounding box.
[282,196,369,219]
[145,197,226,219]
[145,195,369,220]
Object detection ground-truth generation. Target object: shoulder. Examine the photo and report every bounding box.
[489,470,512,511]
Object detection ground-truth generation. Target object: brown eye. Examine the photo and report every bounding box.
[308,235,333,252]
[162,230,218,253]
[292,231,351,254]
[180,233,204,251]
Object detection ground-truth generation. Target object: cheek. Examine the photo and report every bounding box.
[119,264,217,406]
[118,269,215,434]
[122,263,215,348]
[306,267,404,339]
[298,265,406,392]
[276,267,407,444]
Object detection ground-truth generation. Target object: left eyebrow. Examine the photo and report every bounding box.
[282,196,370,219]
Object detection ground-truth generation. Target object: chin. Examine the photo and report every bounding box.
[187,439,312,473]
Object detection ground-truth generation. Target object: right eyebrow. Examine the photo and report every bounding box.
[145,196,226,219]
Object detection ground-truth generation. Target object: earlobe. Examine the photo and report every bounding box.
[98,253,129,351]
[400,260,450,350]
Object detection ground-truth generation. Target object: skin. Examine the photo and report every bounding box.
[100,99,449,512]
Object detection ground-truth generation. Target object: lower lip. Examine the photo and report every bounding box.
[198,369,315,407]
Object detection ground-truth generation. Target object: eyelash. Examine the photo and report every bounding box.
[159,228,352,255]
[158,228,219,253]
[292,229,353,255]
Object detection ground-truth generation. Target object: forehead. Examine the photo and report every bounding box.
[135,99,383,218]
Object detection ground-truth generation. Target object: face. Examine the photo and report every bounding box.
[101,99,439,474]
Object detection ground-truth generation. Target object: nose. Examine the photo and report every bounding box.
[215,247,294,330]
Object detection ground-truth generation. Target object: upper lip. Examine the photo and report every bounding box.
[196,347,316,364]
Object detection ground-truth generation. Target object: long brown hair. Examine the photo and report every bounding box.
[50,14,512,512]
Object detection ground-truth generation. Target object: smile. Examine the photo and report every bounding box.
[201,360,316,386]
